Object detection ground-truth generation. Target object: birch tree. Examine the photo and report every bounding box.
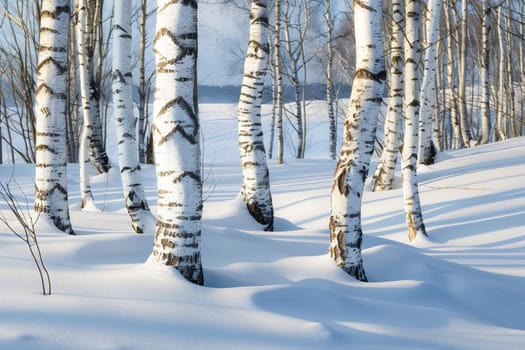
[150,0,203,284]
[271,0,284,165]
[495,2,507,141]
[478,0,491,145]
[418,0,442,164]
[112,0,153,233]
[75,0,96,209]
[329,0,385,281]
[137,0,150,164]
[402,0,427,241]
[325,0,337,161]
[458,0,473,147]
[34,0,74,235]
[78,0,108,174]
[237,0,274,231]
[372,0,404,192]
[444,1,462,149]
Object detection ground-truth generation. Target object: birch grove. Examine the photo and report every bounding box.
[329,0,385,281]
[150,0,203,284]
[112,0,153,234]
[34,0,74,234]
[237,0,274,231]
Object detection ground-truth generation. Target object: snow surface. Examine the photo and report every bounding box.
[1,102,525,349]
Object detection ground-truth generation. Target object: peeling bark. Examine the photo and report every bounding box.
[329,0,385,281]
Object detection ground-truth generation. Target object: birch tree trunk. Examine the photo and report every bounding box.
[283,0,304,159]
[78,121,94,209]
[150,0,203,284]
[269,50,276,160]
[458,0,473,147]
[505,3,517,138]
[372,0,404,192]
[237,0,274,231]
[403,0,427,241]
[325,0,337,161]
[274,0,284,165]
[479,0,491,145]
[85,0,111,174]
[67,18,79,163]
[444,2,462,149]
[495,3,507,141]
[76,0,96,209]
[138,0,148,164]
[418,0,442,163]
[329,0,385,281]
[112,0,153,234]
[519,2,525,136]
[34,0,74,235]
[434,38,445,150]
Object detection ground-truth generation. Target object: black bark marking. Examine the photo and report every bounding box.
[353,0,378,12]
[335,165,349,196]
[153,97,198,145]
[36,57,67,75]
[408,99,420,107]
[245,199,274,231]
[354,69,386,82]
[112,69,127,84]
[35,144,58,154]
[172,171,200,184]
[342,262,368,282]
[158,0,198,13]
[247,40,270,55]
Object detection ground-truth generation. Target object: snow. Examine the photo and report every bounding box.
[1,102,525,349]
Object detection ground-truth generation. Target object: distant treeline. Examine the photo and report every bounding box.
[198,84,352,104]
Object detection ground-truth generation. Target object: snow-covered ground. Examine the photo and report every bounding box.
[1,102,524,349]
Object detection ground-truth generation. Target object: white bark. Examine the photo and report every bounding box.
[418,0,442,163]
[372,0,404,192]
[76,0,96,209]
[138,0,148,163]
[151,0,203,284]
[479,0,491,145]
[329,0,385,281]
[112,0,153,234]
[495,3,507,141]
[444,1,462,149]
[325,0,337,161]
[34,0,74,234]
[79,122,93,209]
[505,3,516,137]
[458,0,473,147]
[403,0,427,241]
[274,0,284,165]
[237,0,274,231]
